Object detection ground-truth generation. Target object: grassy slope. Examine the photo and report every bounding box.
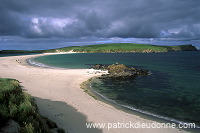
[0,43,197,54]
[44,43,197,53]
[0,78,64,133]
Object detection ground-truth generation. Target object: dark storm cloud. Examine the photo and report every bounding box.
[0,0,200,39]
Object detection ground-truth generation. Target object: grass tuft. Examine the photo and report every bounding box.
[0,78,65,133]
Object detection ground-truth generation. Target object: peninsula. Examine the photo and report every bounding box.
[0,43,197,54]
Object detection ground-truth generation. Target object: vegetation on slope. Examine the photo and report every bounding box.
[0,78,64,133]
[41,43,198,53]
[0,43,197,54]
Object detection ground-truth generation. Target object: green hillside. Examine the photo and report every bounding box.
[44,43,197,53]
[0,43,197,54]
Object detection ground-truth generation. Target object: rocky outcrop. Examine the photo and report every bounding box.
[92,63,149,78]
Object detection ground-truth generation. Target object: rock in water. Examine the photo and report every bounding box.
[92,63,149,78]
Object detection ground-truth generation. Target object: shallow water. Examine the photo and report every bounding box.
[34,51,200,126]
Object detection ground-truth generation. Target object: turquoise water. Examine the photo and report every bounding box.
[34,52,200,126]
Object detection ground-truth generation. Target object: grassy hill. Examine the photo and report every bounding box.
[44,43,197,53]
[0,43,197,54]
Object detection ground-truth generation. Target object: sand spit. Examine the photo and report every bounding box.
[0,53,189,133]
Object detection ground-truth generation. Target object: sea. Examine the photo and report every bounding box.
[23,51,200,129]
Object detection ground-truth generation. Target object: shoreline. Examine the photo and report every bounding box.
[84,77,199,132]
[0,53,193,133]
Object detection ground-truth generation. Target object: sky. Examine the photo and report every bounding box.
[0,0,200,50]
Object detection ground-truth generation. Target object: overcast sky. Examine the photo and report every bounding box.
[0,0,200,50]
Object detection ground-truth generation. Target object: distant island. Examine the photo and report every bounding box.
[0,43,197,54]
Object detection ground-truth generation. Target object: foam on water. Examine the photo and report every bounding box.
[27,58,64,69]
[91,86,200,129]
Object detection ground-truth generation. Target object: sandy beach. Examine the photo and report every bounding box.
[0,54,190,133]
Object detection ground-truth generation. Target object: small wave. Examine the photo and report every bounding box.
[26,58,64,69]
[90,86,200,129]
[148,71,153,75]
[91,88,117,104]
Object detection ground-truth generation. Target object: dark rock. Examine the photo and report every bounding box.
[92,63,149,78]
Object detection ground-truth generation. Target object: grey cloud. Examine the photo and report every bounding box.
[61,10,109,38]
[0,0,200,39]
[166,25,200,39]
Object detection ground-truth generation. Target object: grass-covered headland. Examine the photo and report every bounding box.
[49,43,197,53]
[0,78,64,133]
[0,43,197,54]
